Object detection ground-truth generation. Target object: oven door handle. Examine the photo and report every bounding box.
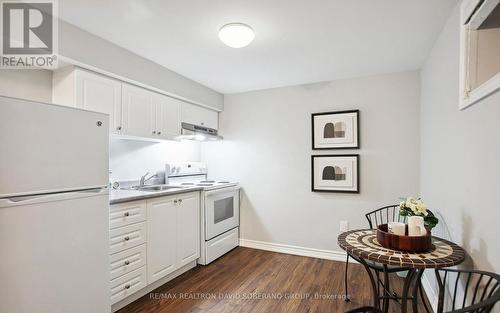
[204,186,240,196]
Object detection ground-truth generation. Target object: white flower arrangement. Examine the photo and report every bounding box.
[400,197,428,216]
[399,197,438,229]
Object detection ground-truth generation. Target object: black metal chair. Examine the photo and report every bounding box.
[345,268,500,313]
[344,205,423,312]
[434,268,500,313]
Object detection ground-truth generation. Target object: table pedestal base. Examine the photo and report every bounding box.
[353,256,431,313]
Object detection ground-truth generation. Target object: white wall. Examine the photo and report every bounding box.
[109,138,201,182]
[420,3,500,305]
[58,21,223,111]
[0,69,52,103]
[202,70,421,253]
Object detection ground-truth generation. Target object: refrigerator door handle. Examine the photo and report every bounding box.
[0,188,108,207]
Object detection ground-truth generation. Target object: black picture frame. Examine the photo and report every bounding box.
[311,109,360,150]
[311,154,360,193]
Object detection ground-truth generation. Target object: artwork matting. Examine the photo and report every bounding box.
[311,154,359,193]
[311,110,359,149]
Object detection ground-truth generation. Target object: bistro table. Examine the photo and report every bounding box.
[338,229,466,313]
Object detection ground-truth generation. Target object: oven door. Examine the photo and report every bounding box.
[205,186,240,240]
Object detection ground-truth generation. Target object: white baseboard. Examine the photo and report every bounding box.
[239,238,356,263]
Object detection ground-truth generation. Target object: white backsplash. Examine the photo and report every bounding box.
[109,138,201,182]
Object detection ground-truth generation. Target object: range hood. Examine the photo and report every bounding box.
[176,122,223,141]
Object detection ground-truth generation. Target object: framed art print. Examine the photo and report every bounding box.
[311,154,359,193]
[311,110,359,149]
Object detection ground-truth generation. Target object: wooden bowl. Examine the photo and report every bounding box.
[376,224,432,253]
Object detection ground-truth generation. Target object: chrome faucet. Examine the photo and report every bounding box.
[139,172,157,187]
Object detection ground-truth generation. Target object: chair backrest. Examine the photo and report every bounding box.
[365,204,407,229]
[435,268,500,313]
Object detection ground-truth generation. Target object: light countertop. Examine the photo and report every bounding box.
[109,186,203,204]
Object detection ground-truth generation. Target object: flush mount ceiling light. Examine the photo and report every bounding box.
[218,23,255,48]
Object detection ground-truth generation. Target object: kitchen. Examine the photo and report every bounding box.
[1,1,500,313]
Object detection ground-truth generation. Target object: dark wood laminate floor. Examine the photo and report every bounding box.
[118,247,430,313]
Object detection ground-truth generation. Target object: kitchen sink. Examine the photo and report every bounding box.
[121,185,184,192]
[139,185,183,192]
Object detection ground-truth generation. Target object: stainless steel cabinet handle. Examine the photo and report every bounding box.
[124,260,130,265]
[124,285,130,290]
[124,236,130,241]
[124,212,130,217]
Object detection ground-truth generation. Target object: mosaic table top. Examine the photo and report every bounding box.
[338,229,466,269]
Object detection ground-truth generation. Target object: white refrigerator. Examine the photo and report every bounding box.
[0,96,111,313]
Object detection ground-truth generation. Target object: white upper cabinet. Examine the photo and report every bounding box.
[181,102,218,130]
[121,83,155,138]
[53,67,122,134]
[154,93,181,138]
[53,66,218,139]
[75,70,122,134]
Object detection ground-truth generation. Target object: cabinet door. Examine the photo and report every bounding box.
[75,69,122,134]
[181,102,218,130]
[121,83,155,138]
[177,192,200,267]
[154,94,181,138]
[147,196,177,284]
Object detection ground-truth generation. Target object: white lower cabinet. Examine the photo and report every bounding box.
[110,244,147,280]
[147,196,177,284]
[109,222,147,255]
[109,200,146,229]
[177,192,201,267]
[147,192,200,284]
[110,266,147,304]
[109,191,200,305]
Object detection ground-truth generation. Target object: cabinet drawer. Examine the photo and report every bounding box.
[110,222,146,254]
[110,244,147,280]
[110,200,146,229]
[110,266,147,305]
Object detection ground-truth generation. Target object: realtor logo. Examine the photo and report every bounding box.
[1,0,57,68]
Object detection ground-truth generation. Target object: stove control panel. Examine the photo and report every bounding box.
[166,162,207,177]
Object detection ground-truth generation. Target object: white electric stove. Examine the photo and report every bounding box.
[166,162,240,265]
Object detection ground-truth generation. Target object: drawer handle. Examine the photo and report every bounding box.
[124,284,131,290]
[124,236,130,241]
[124,260,130,265]
[124,212,130,217]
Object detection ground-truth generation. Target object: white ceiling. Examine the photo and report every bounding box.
[59,0,457,94]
